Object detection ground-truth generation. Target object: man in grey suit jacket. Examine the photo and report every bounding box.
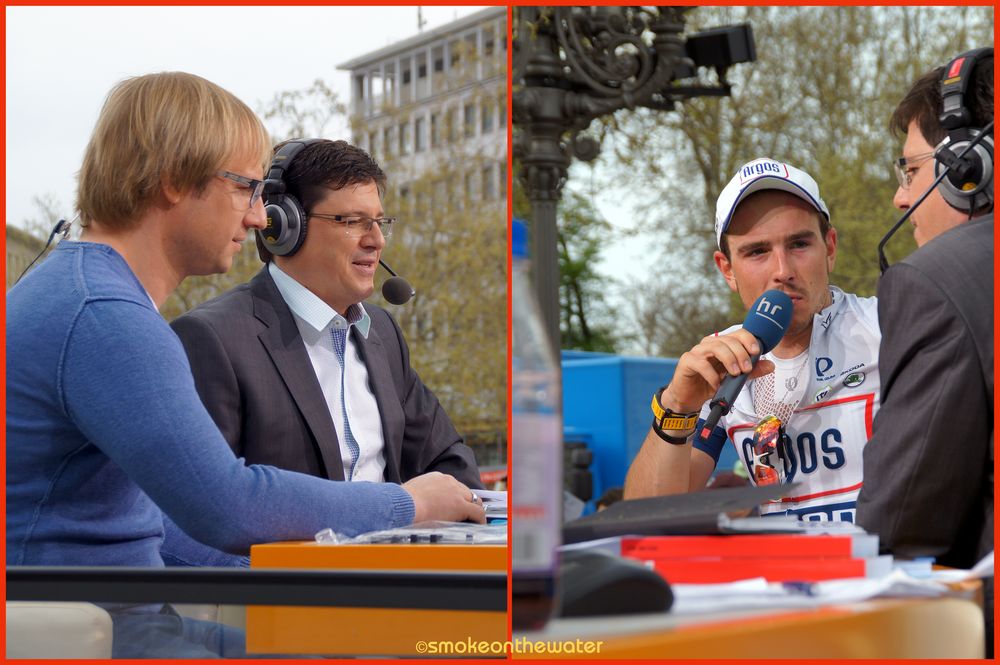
[162,139,484,565]
[856,50,993,574]
[170,271,482,488]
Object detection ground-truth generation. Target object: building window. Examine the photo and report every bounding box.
[448,108,459,143]
[499,160,507,198]
[415,117,426,153]
[430,113,440,148]
[383,127,393,157]
[464,103,476,138]
[403,69,411,85]
[399,122,410,156]
[483,165,496,200]
[368,131,377,155]
[498,102,507,130]
[465,171,475,202]
[481,104,494,133]
[418,63,427,78]
[434,57,444,72]
[485,39,495,56]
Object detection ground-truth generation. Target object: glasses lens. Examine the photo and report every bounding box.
[377,218,394,239]
[893,160,909,189]
[249,181,264,208]
[751,415,784,486]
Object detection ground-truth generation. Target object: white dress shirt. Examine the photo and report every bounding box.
[269,262,386,481]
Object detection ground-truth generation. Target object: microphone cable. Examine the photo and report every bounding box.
[14,215,77,285]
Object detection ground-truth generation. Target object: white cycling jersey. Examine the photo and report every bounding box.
[694,286,880,522]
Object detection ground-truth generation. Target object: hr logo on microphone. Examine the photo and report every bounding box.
[756,295,784,319]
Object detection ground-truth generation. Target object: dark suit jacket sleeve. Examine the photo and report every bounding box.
[855,262,991,563]
[379,311,484,490]
[170,313,244,455]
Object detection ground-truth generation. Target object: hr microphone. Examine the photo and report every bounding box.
[696,289,793,444]
[379,259,415,305]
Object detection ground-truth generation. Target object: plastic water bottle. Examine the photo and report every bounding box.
[511,218,562,630]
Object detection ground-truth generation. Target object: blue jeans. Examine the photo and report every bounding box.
[111,605,245,658]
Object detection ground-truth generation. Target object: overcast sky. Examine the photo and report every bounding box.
[6,5,488,231]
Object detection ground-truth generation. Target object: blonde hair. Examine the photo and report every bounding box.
[77,72,271,228]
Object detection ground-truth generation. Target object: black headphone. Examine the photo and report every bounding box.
[259,138,320,256]
[934,47,993,213]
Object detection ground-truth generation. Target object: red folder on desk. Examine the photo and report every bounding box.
[643,554,893,583]
[564,533,890,583]
[620,533,878,560]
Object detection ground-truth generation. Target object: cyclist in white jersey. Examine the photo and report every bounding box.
[625,158,880,523]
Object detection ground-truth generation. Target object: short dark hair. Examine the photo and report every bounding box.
[256,139,387,262]
[890,54,993,144]
[719,190,831,261]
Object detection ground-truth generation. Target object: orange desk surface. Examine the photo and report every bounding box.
[247,542,507,656]
[516,596,984,658]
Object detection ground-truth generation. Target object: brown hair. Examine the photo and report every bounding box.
[77,72,271,229]
[256,139,387,262]
[890,55,993,144]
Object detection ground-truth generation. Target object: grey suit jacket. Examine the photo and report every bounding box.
[169,267,483,488]
[856,215,993,569]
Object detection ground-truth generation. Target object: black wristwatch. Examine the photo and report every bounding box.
[650,385,699,445]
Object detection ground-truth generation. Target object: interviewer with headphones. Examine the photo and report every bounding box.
[856,47,992,589]
[158,138,485,567]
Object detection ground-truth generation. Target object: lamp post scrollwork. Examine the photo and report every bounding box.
[513,6,756,349]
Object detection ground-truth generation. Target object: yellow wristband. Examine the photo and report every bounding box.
[650,386,699,431]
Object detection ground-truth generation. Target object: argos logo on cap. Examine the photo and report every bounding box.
[738,159,789,184]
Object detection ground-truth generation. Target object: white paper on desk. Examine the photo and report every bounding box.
[477,490,508,516]
[476,490,507,503]
[921,550,993,583]
[720,514,868,534]
[314,521,507,545]
[670,561,985,615]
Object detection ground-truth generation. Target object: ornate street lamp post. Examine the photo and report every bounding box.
[513,6,755,350]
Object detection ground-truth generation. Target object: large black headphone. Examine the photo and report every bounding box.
[260,138,320,256]
[934,47,993,213]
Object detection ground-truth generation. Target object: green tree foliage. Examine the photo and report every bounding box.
[356,46,507,460]
[557,190,619,353]
[596,6,993,357]
[260,79,347,140]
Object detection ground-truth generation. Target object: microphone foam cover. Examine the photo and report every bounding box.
[743,289,793,354]
[382,276,415,305]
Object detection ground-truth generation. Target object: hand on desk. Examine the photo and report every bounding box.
[403,472,487,524]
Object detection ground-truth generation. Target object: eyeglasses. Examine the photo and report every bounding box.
[893,151,935,189]
[308,213,396,239]
[216,171,265,210]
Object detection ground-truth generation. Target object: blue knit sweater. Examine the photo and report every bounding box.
[6,242,415,567]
